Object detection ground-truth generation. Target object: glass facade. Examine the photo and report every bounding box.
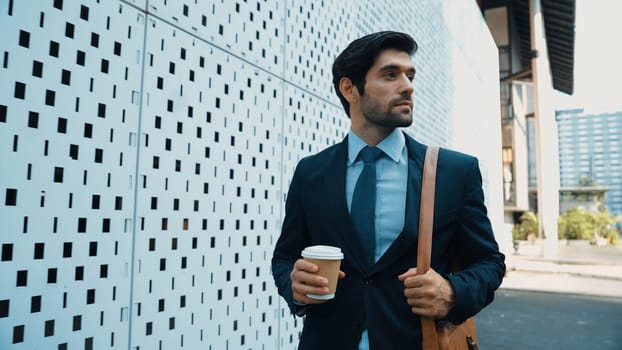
[556,109,622,216]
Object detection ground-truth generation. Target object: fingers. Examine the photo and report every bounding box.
[290,259,330,304]
[397,267,418,281]
[400,267,454,319]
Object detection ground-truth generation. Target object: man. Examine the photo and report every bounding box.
[272,31,505,349]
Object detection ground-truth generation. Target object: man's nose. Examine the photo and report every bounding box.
[398,74,414,95]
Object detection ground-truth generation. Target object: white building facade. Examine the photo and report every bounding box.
[0,1,502,349]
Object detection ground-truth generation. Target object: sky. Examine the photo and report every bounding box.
[554,0,622,113]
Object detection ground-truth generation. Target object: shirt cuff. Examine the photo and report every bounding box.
[293,300,309,316]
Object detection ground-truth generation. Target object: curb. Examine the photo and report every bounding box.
[505,264,622,281]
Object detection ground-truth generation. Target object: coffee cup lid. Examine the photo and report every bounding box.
[301,245,343,260]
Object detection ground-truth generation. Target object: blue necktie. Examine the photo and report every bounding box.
[351,146,383,267]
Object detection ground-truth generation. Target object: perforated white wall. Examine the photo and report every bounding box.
[0,1,500,349]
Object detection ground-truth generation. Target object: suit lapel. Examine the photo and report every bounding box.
[371,133,426,274]
[320,136,369,274]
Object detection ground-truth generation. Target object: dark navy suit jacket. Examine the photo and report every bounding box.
[272,133,506,350]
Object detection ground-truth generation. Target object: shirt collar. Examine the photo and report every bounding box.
[347,128,405,165]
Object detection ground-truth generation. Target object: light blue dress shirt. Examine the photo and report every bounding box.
[346,129,408,350]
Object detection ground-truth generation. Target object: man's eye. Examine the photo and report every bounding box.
[384,72,396,78]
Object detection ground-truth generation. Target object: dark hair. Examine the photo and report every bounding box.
[332,31,418,117]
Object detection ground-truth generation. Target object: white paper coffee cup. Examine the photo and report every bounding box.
[301,245,343,300]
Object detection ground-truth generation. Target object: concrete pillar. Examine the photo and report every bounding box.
[530,0,560,256]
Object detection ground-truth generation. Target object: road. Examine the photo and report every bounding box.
[476,289,622,349]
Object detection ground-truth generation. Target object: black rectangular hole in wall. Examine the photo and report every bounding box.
[80,5,89,20]
[97,103,106,118]
[72,315,81,331]
[63,242,72,258]
[49,41,59,57]
[29,296,41,315]
[5,188,17,206]
[47,268,57,283]
[44,320,54,337]
[32,60,42,77]
[57,117,67,133]
[65,22,74,38]
[78,218,87,233]
[76,50,85,65]
[13,325,24,343]
[61,69,71,85]
[91,195,100,209]
[100,59,108,73]
[16,270,27,287]
[28,111,38,128]
[84,123,92,138]
[102,218,110,232]
[1,244,13,261]
[0,104,6,122]
[75,266,84,280]
[89,242,97,256]
[69,144,79,160]
[53,167,64,182]
[34,242,44,259]
[45,90,55,106]
[0,299,9,318]
[86,289,95,304]
[94,148,103,163]
[19,30,30,48]
[14,81,25,99]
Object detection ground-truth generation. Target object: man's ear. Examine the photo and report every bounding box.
[339,77,359,103]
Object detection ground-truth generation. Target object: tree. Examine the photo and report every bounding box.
[558,206,620,244]
[512,211,538,241]
[592,208,620,245]
[578,175,597,187]
[557,207,593,240]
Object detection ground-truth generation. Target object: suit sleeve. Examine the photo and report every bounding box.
[445,157,506,323]
[271,160,310,316]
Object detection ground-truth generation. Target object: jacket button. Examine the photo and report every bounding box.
[363,279,371,285]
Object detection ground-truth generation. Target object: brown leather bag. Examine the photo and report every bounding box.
[416,146,479,350]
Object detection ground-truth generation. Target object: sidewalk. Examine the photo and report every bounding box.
[501,240,622,298]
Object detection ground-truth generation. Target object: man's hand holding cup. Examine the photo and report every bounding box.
[291,245,345,304]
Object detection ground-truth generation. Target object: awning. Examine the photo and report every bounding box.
[480,0,576,94]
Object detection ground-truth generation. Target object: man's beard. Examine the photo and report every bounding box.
[360,94,413,128]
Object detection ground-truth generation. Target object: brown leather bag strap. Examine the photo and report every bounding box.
[416,146,440,350]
